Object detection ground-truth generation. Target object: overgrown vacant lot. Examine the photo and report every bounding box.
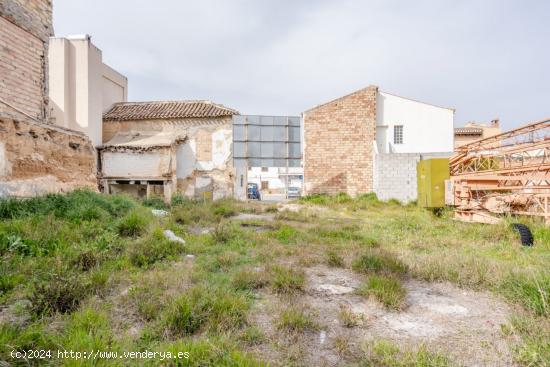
[0,191,548,366]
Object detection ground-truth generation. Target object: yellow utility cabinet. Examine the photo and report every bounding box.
[417,158,450,208]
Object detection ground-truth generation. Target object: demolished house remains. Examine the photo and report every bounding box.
[0,0,98,198]
[100,101,238,201]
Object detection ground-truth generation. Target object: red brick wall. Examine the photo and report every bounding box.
[0,0,52,122]
[303,86,378,196]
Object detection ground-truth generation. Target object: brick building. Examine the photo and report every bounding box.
[303,86,378,196]
[0,0,52,121]
[303,85,454,200]
[0,0,98,197]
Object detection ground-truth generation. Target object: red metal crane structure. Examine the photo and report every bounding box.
[448,118,550,226]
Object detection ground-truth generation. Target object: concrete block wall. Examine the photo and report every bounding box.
[303,86,378,196]
[374,152,452,202]
[0,0,52,122]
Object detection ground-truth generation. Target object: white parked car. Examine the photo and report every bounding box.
[287,186,301,198]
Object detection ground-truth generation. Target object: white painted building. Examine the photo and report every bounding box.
[375,91,454,154]
[48,35,128,147]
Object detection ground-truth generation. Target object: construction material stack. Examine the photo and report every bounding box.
[447,119,550,226]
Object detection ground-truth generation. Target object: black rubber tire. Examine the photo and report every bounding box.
[511,223,534,246]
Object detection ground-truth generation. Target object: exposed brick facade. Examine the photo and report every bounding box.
[303,86,378,196]
[0,0,52,122]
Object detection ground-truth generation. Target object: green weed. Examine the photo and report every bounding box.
[357,275,406,309]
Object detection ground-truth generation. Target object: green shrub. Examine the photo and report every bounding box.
[71,249,100,271]
[30,271,88,316]
[211,223,238,244]
[352,249,408,276]
[271,265,305,294]
[117,209,149,237]
[0,190,133,221]
[142,196,169,209]
[357,275,406,309]
[162,285,248,337]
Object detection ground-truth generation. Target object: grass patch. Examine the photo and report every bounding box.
[325,249,345,267]
[500,272,549,317]
[162,285,249,337]
[338,304,361,327]
[231,268,269,291]
[276,307,318,332]
[272,225,300,245]
[363,340,450,367]
[170,198,239,224]
[356,275,406,309]
[117,209,150,237]
[128,227,185,267]
[502,315,550,366]
[352,249,408,276]
[270,265,305,294]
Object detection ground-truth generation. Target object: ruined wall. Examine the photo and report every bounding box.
[102,117,233,143]
[303,86,377,196]
[101,147,174,179]
[176,124,233,200]
[0,118,97,197]
[0,0,53,121]
[103,117,235,200]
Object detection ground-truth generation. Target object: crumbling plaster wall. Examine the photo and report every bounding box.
[101,147,175,179]
[103,117,235,200]
[0,118,97,197]
[176,124,234,200]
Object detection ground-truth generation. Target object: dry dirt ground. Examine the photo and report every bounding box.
[249,263,516,367]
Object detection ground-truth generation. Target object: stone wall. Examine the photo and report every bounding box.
[0,0,53,122]
[303,86,377,196]
[0,117,97,197]
[374,152,452,203]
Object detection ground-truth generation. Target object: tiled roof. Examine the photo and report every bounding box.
[454,127,483,136]
[103,101,238,121]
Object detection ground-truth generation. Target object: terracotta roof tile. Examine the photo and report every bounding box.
[103,101,238,121]
[454,127,483,136]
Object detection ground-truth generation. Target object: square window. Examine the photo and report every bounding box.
[394,125,403,144]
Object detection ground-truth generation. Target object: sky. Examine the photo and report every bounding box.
[53,0,550,130]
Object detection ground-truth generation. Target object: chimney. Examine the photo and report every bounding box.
[490,118,499,128]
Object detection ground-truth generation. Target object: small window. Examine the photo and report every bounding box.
[394,125,403,144]
[261,167,268,172]
[261,181,269,190]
